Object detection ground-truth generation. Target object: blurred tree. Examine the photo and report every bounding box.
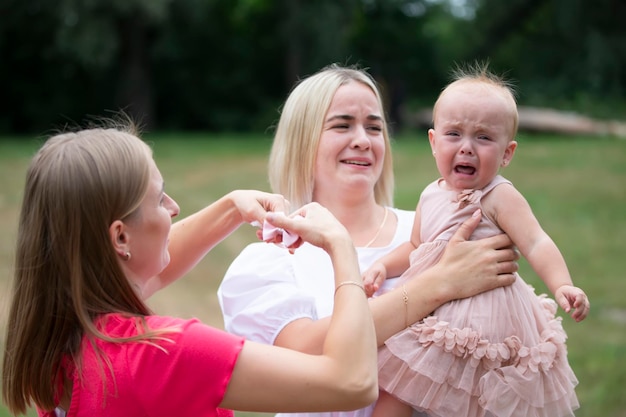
[0,0,623,134]
[151,0,288,130]
[152,0,359,131]
[0,0,173,131]
[462,0,626,117]
[54,0,173,128]
[280,0,358,88]
[0,0,93,132]
[349,0,449,132]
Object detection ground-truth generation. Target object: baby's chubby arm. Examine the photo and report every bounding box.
[486,183,589,321]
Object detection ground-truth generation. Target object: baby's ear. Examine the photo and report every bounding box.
[428,129,438,157]
[501,140,518,167]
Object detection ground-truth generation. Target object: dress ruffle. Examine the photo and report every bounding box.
[411,294,564,373]
[379,284,579,417]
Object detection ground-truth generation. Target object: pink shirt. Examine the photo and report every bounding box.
[38,314,244,417]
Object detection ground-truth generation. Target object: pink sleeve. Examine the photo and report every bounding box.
[128,317,244,416]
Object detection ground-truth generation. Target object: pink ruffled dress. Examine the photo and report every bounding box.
[378,176,579,417]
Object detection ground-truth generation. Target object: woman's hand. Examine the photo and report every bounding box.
[435,209,519,301]
[264,203,351,253]
[227,190,290,225]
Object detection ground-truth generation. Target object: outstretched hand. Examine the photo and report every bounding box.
[229,190,291,226]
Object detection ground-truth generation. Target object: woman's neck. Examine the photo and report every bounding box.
[317,198,388,246]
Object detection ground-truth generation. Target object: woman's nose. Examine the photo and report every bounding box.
[351,126,371,149]
[165,194,180,218]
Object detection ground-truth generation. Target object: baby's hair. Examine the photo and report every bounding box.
[449,60,517,100]
[433,61,519,136]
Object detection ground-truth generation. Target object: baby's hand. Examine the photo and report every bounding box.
[362,262,387,298]
[554,284,590,322]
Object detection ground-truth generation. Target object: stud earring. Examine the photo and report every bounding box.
[124,251,131,261]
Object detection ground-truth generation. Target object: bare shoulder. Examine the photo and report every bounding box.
[482,181,530,224]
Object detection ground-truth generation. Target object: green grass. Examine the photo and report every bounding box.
[1,132,625,417]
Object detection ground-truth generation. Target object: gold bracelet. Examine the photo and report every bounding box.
[334,280,366,295]
[402,284,409,328]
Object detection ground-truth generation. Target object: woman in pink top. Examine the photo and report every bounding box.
[2,118,381,416]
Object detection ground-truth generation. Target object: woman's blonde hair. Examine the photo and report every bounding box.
[269,63,395,209]
[2,119,171,413]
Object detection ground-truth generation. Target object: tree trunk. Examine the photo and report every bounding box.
[115,13,154,129]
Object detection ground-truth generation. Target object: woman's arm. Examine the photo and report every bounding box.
[275,209,518,352]
[220,205,378,412]
[143,190,288,299]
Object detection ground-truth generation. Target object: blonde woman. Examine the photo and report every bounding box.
[218,64,520,417]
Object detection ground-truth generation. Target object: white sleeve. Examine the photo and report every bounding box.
[217,242,318,345]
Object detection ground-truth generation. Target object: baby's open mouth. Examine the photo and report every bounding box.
[455,164,476,175]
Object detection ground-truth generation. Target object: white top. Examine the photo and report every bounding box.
[218,208,415,417]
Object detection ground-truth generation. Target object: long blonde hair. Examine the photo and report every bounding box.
[2,121,171,413]
[269,63,395,209]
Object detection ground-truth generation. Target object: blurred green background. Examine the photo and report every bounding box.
[1,0,624,134]
[1,0,625,415]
